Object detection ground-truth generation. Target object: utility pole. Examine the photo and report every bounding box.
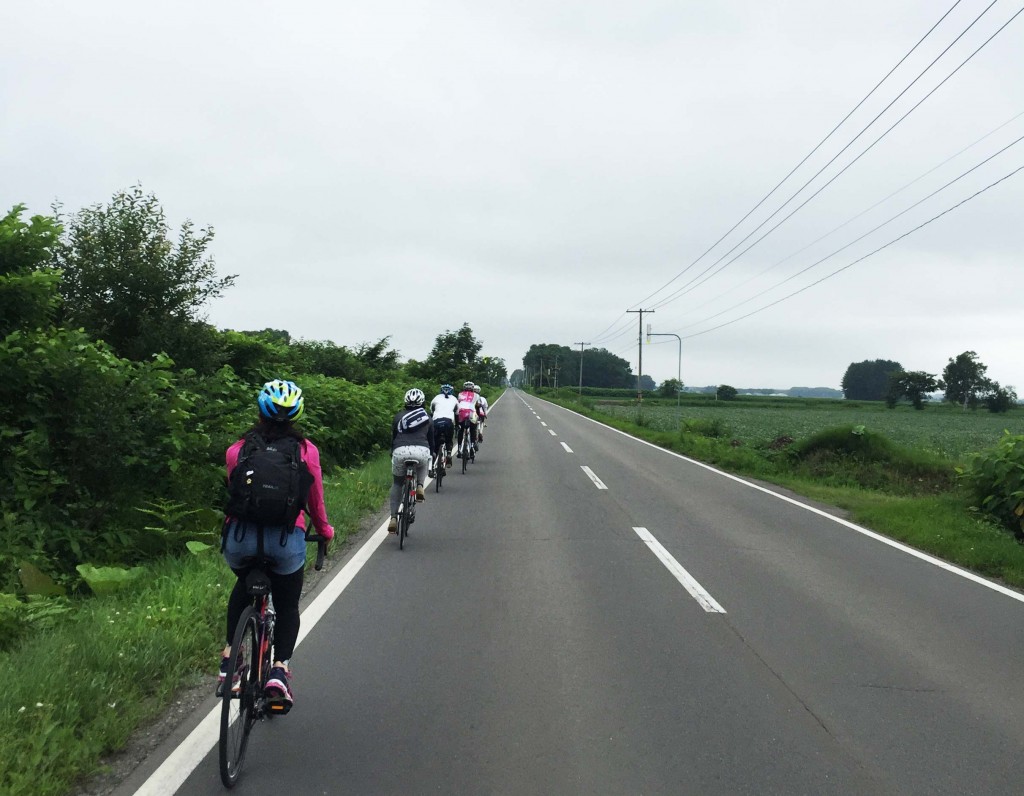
[573,341,590,396]
[626,309,653,402]
[552,356,560,390]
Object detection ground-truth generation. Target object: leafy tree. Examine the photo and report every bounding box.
[241,327,291,345]
[0,205,63,336]
[982,382,1017,414]
[841,359,903,401]
[886,371,938,410]
[53,186,235,369]
[942,351,990,409]
[411,324,506,386]
[658,378,684,398]
[476,355,507,386]
[717,384,738,401]
[524,343,636,389]
[639,374,656,392]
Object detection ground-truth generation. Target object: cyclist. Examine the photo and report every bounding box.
[473,384,489,444]
[455,381,482,457]
[220,379,334,710]
[388,388,434,533]
[429,383,458,470]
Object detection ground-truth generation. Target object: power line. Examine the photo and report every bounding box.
[683,109,1024,314]
[623,0,970,312]
[677,131,1024,331]
[678,163,1024,340]
[649,0,1016,312]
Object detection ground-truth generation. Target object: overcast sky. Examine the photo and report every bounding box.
[3,0,1022,390]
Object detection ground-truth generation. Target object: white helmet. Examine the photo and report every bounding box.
[404,388,425,407]
[463,381,474,390]
[473,385,480,393]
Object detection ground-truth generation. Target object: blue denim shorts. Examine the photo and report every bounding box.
[222,519,306,575]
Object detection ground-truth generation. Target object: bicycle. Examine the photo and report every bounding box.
[396,458,418,549]
[430,442,449,492]
[458,421,476,474]
[219,527,328,788]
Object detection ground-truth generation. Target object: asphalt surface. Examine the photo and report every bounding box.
[133,390,1024,795]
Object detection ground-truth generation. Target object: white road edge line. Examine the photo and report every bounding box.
[634,527,726,613]
[531,394,1024,605]
[561,442,574,453]
[137,392,511,793]
[581,465,608,490]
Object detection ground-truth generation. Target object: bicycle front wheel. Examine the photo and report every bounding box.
[220,605,260,788]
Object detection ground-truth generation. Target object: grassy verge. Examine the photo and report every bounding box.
[535,392,1024,589]
[0,453,391,796]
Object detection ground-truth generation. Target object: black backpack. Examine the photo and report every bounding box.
[225,433,314,529]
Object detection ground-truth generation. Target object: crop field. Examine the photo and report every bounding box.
[595,401,1024,461]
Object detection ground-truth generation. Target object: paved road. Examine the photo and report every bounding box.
[134,389,1024,794]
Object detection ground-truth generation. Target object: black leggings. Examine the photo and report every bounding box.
[226,566,304,662]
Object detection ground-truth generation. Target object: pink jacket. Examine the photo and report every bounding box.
[226,437,334,540]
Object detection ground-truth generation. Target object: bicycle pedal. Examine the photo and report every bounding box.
[268,700,292,715]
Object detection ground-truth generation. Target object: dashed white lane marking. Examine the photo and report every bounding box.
[540,422,548,427]
[533,392,1024,606]
[548,429,557,436]
[581,466,608,490]
[561,442,574,453]
[633,527,726,613]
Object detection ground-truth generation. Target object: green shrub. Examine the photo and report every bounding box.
[682,417,730,438]
[792,425,954,495]
[961,432,1024,540]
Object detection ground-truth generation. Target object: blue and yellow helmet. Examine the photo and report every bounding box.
[257,379,304,422]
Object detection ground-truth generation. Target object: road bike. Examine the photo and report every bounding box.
[219,527,328,788]
[430,442,449,492]
[458,422,476,474]
[396,458,418,549]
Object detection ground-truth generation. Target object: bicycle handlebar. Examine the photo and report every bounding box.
[303,528,329,571]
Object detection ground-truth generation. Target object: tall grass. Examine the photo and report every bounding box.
[0,453,391,796]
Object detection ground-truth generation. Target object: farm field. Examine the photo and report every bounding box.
[596,401,1024,461]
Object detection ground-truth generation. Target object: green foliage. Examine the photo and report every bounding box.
[75,564,146,596]
[53,186,235,369]
[983,382,1017,414]
[297,374,405,468]
[961,433,1024,540]
[658,378,683,398]
[942,351,988,408]
[0,594,71,652]
[0,328,246,585]
[0,205,64,336]
[716,384,738,401]
[887,370,939,410]
[523,343,635,389]
[841,359,903,401]
[682,417,730,438]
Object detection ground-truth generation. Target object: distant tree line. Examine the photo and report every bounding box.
[841,354,1016,412]
[520,343,653,391]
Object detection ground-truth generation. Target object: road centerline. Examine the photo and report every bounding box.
[633,527,726,613]
[581,466,608,490]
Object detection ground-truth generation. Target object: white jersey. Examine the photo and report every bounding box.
[476,394,489,416]
[429,393,459,423]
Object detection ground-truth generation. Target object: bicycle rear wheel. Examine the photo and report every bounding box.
[435,451,445,492]
[220,605,260,788]
[400,474,412,549]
